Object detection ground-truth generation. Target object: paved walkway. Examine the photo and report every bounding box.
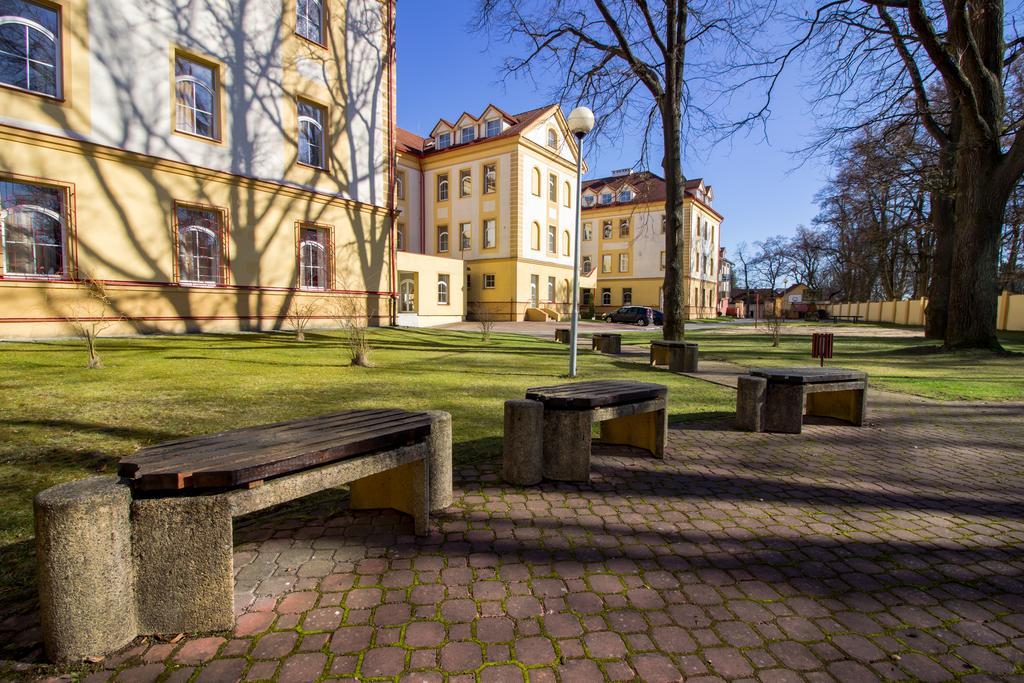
[14,390,1024,682]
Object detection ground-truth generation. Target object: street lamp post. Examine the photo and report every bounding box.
[566,107,595,378]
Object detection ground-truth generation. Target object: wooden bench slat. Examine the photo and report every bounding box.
[122,410,408,472]
[119,410,432,492]
[525,380,667,410]
[125,412,426,478]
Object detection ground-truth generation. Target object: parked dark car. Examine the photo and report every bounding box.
[604,306,660,326]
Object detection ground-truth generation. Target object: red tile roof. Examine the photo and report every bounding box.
[581,172,716,215]
[396,104,558,157]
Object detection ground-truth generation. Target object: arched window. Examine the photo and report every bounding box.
[602,221,612,239]
[175,55,217,139]
[547,128,558,149]
[531,167,541,196]
[437,174,449,201]
[179,224,221,284]
[563,182,571,207]
[396,222,405,251]
[395,173,404,200]
[0,180,65,276]
[0,5,60,97]
[437,274,449,304]
[299,226,329,289]
[531,222,541,251]
[460,170,472,197]
[296,0,323,43]
[562,230,570,256]
[547,225,557,253]
[562,279,570,302]
[399,278,415,313]
[437,225,449,253]
[601,289,611,306]
[297,100,326,168]
[582,256,592,273]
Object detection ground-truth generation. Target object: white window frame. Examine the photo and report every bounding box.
[547,276,555,302]
[295,0,324,44]
[437,225,449,253]
[460,126,476,144]
[299,228,329,290]
[459,222,471,251]
[297,99,326,168]
[582,255,592,273]
[174,55,218,140]
[437,174,448,201]
[0,3,61,98]
[601,288,611,306]
[437,274,449,304]
[601,254,611,273]
[562,230,570,256]
[618,190,633,202]
[582,223,592,241]
[483,273,495,289]
[583,194,595,207]
[483,219,496,248]
[547,225,556,253]
[483,164,496,194]
[436,132,451,149]
[623,288,632,305]
[619,253,629,272]
[459,169,472,197]
[485,119,501,137]
[600,192,612,205]
[547,128,558,149]
[0,180,67,278]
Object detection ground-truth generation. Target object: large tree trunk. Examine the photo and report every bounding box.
[944,139,1006,351]
[661,97,687,341]
[925,190,953,339]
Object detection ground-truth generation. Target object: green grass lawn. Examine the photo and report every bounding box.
[615,324,1024,401]
[0,328,734,614]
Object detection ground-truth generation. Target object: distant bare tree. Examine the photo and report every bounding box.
[63,276,124,369]
[787,225,829,289]
[476,0,771,341]
[790,0,1024,350]
[752,236,789,289]
[734,241,753,292]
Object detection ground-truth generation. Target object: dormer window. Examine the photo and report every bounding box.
[618,189,634,202]
[547,129,558,149]
[599,192,612,205]
[485,119,501,137]
[436,132,451,149]
[460,126,476,144]
[583,194,595,207]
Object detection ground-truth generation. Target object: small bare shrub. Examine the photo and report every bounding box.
[470,303,496,342]
[764,310,784,347]
[330,297,373,367]
[64,275,124,368]
[286,298,321,341]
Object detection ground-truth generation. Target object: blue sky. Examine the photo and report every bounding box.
[394,1,831,256]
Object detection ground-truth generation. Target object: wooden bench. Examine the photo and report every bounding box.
[34,409,452,663]
[649,339,698,372]
[591,332,622,354]
[506,380,667,483]
[736,367,867,434]
[554,327,571,343]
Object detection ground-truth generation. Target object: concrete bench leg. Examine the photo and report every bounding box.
[542,409,592,482]
[806,388,867,426]
[132,494,234,635]
[349,458,430,536]
[667,347,698,373]
[35,476,137,663]
[650,345,668,366]
[426,410,453,510]
[503,399,544,486]
[764,383,806,434]
[599,407,667,458]
[735,376,767,432]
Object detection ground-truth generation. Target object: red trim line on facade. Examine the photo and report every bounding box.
[0,275,389,295]
[0,314,376,323]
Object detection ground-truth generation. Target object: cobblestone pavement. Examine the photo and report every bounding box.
[17,390,1024,682]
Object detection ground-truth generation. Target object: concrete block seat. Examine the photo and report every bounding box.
[554,327,571,344]
[736,367,868,434]
[34,409,452,663]
[591,333,622,354]
[649,339,699,372]
[504,380,668,484]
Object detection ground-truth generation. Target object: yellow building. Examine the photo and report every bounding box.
[580,172,723,319]
[393,104,584,323]
[0,0,397,337]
